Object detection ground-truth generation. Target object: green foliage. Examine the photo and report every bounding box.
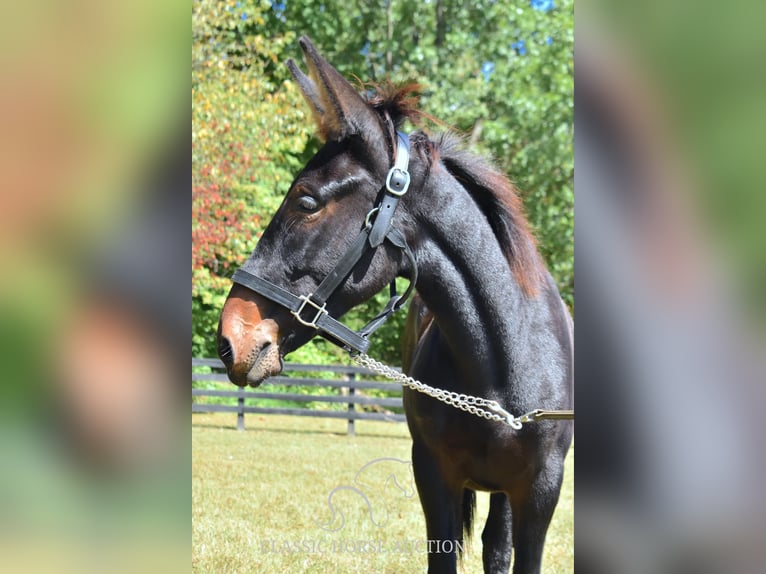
[192,0,314,357]
[192,0,573,363]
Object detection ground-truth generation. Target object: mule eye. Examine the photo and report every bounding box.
[296,195,320,213]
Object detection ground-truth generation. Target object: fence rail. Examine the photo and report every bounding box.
[192,358,405,435]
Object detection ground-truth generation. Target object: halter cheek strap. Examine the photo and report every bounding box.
[369,131,410,247]
[230,131,416,355]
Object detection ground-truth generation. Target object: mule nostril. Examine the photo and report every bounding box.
[217,336,234,367]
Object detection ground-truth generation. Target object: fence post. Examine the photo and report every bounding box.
[237,394,245,431]
[347,372,356,436]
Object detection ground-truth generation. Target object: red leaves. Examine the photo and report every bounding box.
[193,133,256,275]
[192,152,265,281]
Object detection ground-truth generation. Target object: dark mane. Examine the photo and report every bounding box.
[433,133,543,296]
[365,81,424,129]
[365,83,544,296]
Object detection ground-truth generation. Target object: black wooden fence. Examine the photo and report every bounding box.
[192,358,405,435]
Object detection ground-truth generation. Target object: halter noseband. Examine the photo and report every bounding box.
[230,131,417,354]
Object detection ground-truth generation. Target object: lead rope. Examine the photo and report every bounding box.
[353,353,573,429]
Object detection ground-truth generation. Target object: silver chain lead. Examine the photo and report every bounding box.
[352,352,524,429]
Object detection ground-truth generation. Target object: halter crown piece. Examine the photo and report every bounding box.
[231,131,417,354]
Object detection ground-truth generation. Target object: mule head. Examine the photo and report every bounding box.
[218,37,409,387]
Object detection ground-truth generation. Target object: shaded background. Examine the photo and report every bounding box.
[0,0,188,572]
[576,0,766,572]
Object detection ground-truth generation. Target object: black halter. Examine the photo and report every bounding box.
[231,131,417,354]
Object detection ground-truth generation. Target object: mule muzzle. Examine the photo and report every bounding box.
[217,286,284,387]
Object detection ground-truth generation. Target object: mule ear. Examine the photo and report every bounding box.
[286,58,325,125]
[292,35,386,143]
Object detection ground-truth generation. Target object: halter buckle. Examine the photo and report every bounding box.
[291,294,327,328]
[385,167,410,196]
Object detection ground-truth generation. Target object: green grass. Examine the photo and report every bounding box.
[192,413,573,573]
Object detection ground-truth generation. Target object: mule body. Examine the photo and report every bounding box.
[401,228,573,574]
[217,37,572,574]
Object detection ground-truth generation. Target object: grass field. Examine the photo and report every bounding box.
[192,413,573,573]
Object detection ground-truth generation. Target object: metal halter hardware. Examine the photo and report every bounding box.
[292,294,328,328]
[386,168,410,195]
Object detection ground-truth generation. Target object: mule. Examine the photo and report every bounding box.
[217,36,573,574]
